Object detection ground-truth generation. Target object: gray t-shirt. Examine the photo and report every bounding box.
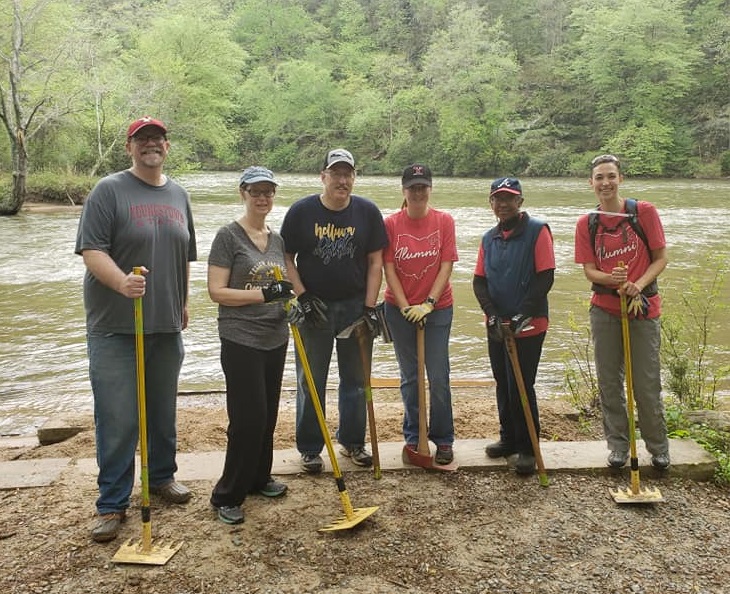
[75,170,197,334]
[208,221,289,350]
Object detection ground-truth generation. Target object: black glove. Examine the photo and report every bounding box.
[262,280,294,303]
[362,306,380,337]
[510,313,533,335]
[487,315,504,342]
[299,291,328,326]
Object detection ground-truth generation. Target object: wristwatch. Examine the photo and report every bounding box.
[425,296,437,306]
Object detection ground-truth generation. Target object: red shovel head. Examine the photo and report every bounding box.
[401,444,458,472]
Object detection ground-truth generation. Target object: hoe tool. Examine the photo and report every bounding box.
[276,268,378,530]
[610,267,664,504]
[402,324,458,472]
[336,318,381,479]
[502,326,549,487]
[112,267,183,565]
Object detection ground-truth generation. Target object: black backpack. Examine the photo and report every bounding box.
[588,198,658,296]
[588,198,649,250]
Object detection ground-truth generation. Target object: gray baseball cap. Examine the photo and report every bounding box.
[322,148,355,170]
[239,166,279,187]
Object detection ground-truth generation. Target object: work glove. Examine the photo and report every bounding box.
[401,301,434,325]
[487,315,504,342]
[509,313,533,335]
[285,298,306,326]
[362,306,381,337]
[627,293,649,319]
[262,280,294,303]
[298,291,328,326]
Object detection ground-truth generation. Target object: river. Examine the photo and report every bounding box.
[1,173,728,435]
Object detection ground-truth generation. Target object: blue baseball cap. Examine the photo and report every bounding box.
[239,166,278,187]
[489,177,522,197]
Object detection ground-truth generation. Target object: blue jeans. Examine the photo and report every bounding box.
[87,332,184,514]
[384,302,454,446]
[295,296,369,454]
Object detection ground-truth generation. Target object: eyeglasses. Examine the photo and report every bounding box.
[591,154,620,168]
[132,134,166,144]
[245,188,275,198]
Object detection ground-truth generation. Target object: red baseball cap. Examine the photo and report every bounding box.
[127,116,167,138]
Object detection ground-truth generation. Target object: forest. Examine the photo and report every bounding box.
[1,0,729,191]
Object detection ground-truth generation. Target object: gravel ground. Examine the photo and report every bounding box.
[2,393,729,593]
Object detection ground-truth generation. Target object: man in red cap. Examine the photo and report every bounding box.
[75,116,197,542]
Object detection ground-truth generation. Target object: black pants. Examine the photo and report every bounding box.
[211,338,287,508]
[487,332,545,454]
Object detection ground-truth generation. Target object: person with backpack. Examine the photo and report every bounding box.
[574,154,670,470]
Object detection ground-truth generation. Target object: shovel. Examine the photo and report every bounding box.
[112,267,182,565]
[610,270,664,504]
[336,318,381,479]
[502,325,549,487]
[402,324,458,472]
[276,268,378,530]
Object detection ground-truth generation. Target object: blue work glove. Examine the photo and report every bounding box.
[509,314,533,335]
[262,280,294,303]
[299,291,328,326]
[362,306,380,337]
[487,315,504,342]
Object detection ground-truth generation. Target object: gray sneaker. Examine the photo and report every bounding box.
[150,480,191,504]
[212,504,244,525]
[340,445,373,467]
[301,453,323,474]
[91,511,126,543]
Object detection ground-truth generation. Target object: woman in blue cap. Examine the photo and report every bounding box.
[207,166,295,524]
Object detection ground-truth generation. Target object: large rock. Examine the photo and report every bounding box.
[37,416,86,446]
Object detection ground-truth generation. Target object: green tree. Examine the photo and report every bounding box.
[423,2,520,175]
[123,0,247,168]
[569,0,700,174]
[0,0,86,215]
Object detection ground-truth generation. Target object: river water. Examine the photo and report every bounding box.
[1,173,728,436]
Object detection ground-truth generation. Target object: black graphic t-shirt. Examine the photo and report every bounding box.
[280,194,387,300]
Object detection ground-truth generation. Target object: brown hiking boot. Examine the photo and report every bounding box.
[91,511,126,543]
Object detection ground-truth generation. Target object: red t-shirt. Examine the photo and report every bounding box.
[574,200,665,318]
[384,208,458,308]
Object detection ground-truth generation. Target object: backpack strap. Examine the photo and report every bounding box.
[588,198,658,297]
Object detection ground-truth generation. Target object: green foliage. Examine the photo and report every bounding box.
[721,151,730,177]
[660,258,729,410]
[22,172,96,204]
[1,0,729,182]
[561,308,600,417]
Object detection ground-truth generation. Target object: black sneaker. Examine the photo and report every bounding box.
[301,453,323,474]
[435,445,454,465]
[607,450,629,468]
[485,440,516,459]
[651,452,670,470]
[515,452,536,475]
[258,478,288,497]
[340,445,373,467]
[212,504,244,525]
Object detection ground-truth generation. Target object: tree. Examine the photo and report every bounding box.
[422,2,521,175]
[0,0,84,215]
[569,0,701,174]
